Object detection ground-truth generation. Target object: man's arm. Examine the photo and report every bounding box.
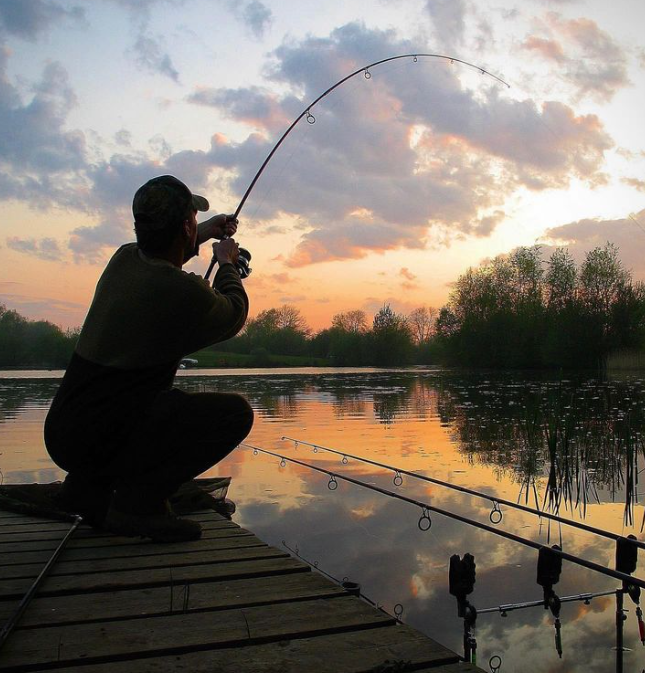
[197,214,238,245]
[181,237,248,355]
[183,214,239,264]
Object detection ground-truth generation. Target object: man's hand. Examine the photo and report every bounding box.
[198,214,238,245]
[213,238,240,267]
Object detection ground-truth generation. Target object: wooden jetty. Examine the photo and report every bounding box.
[0,505,482,672]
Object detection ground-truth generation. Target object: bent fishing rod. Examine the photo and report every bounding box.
[204,53,510,281]
[281,436,645,550]
[244,443,645,590]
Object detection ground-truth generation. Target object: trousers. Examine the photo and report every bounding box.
[47,389,254,512]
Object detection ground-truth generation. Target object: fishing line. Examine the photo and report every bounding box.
[629,213,645,238]
[281,436,645,550]
[205,53,509,280]
[280,539,393,614]
[246,443,645,589]
[245,118,312,226]
[244,60,383,226]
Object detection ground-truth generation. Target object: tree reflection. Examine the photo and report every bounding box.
[438,375,645,523]
[0,380,60,424]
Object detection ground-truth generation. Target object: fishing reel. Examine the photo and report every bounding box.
[236,247,252,279]
[204,243,252,282]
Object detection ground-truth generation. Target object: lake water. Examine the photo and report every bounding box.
[2,367,645,673]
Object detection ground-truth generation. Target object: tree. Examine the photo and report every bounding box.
[580,243,629,317]
[407,306,437,344]
[274,305,310,334]
[0,303,78,367]
[331,310,368,334]
[436,243,645,369]
[370,304,413,366]
[241,305,310,356]
[546,248,577,310]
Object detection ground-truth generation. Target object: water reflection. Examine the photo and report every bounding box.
[2,369,645,672]
[434,375,645,525]
[0,379,60,424]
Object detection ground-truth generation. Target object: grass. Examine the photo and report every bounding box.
[607,349,645,371]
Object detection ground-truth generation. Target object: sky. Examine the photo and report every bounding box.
[0,0,644,331]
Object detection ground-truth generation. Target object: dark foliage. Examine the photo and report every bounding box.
[435,244,645,369]
[0,304,79,368]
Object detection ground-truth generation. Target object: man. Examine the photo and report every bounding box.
[44,175,253,542]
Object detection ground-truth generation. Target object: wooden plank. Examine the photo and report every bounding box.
[0,526,253,555]
[0,522,91,533]
[0,573,346,628]
[0,534,268,566]
[0,556,310,600]
[0,519,237,543]
[0,519,231,537]
[2,546,288,580]
[0,596,395,670]
[0,515,59,525]
[0,511,28,519]
[43,624,460,673]
[0,509,223,528]
[0,510,226,532]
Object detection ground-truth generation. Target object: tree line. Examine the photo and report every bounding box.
[0,305,79,368]
[2,243,644,369]
[435,243,645,368]
[219,243,645,369]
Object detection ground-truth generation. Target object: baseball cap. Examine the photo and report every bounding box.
[132,175,209,228]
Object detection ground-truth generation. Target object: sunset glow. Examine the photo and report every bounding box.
[0,0,644,330]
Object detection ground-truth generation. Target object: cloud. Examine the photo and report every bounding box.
[0,292,86,326]
[621,177,645,192]
[477,210,505,236]
[0,0,84,40]
[114,129,133,147]
[424,0,467,53]
[279,294,306,303]
[184,22,612,266]
[399,267,416,281]
[523,13,629,102]
[269,272,296,283]
[130,32,180,83]
[68,217,133,264]
[0,50,88,208]
[6,236,63,261]
[543,208,645,279]
[242,0,272,39]
[522,36,566,63]
[398,268,420,291]
[225,0,272,39]
[91,2,182,84]
[187,86,295,133]
[362,296,422,318]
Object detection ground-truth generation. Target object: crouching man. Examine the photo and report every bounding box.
[45,175,253,542]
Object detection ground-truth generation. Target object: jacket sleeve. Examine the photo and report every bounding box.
[182,263,249,354]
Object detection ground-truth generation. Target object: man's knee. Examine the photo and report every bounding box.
[188,392,253,443]
[232,394,254,438]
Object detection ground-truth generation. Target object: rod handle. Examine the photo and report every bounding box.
[204,256,217,282]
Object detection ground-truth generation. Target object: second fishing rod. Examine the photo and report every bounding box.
[245,443,645,591]
[281,435,645,551]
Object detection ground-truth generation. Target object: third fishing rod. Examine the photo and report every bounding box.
[246,443,645,590]
[281,435,645,551]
